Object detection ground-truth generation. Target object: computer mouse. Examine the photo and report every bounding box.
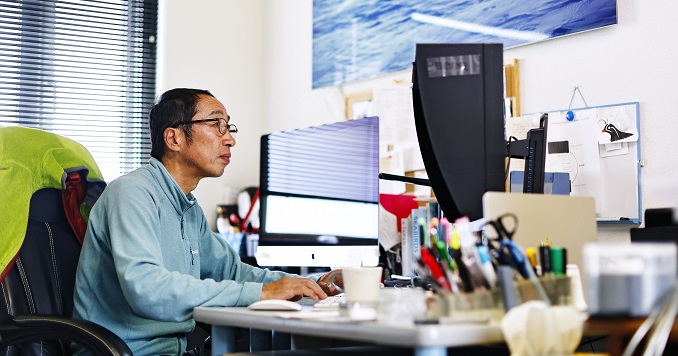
[248,299,302,311]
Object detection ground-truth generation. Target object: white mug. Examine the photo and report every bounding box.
[329,266,383,303]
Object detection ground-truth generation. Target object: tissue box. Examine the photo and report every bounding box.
[584,242,677,316]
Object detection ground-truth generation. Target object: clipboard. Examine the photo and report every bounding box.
[506,102,641,223]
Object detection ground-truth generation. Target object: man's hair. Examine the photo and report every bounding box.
[149,88,214,160]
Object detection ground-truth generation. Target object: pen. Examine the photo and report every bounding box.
[504,240,530,279]
[456,217,489,291]
[449,246,473,292]
[539,244,552,275]
[414,261,447,294]
[477,245,497,288]
[435,240,452,269]
[439,217,449,250]
[440,259,461,294]
[420,248,452,292]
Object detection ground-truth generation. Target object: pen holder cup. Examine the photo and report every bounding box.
[439,276,572,322]
[513,275,573,306]
[438,289,504,322]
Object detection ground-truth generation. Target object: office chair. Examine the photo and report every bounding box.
[0,127,131,355]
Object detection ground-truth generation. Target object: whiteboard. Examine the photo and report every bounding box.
[506,102,641,223]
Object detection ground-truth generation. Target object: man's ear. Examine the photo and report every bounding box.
[164,127,183,153]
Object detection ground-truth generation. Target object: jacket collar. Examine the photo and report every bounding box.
[148,157,196,215]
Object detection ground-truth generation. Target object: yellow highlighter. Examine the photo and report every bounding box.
[525,247,538,275]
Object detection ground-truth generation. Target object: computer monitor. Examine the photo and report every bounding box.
[412,43,506,222]
[255,117,380,268]
[412,43,547,222]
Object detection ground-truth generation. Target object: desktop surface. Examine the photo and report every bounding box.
[193,305,504,352]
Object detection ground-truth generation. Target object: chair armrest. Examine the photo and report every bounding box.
[0,314,132,356]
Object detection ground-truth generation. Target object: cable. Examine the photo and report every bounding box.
[643,285,678,355]
[622,285,677,356]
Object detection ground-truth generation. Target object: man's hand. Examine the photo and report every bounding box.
[316,269,344,296]
[261,277,327,301]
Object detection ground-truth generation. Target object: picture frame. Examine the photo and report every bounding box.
[504,58,521,117]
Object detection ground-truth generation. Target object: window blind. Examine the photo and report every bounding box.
[0,0,158,181]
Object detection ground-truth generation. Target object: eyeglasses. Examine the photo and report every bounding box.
[173,117,237,138]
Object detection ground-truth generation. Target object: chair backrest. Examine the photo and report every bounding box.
[0,188,83,355]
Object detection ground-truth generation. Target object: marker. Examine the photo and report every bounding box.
[551,247,566,276]
[420,248,451,292]
[439,217,450,250]
[505,240,530,279]
[435,240,452,269]
[477,245,497,288]
[525,247,538,275]
[539,244,552,275]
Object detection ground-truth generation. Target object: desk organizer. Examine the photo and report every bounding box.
[584,242,677,316]
[435,276,572,322]
[514,275,572,306]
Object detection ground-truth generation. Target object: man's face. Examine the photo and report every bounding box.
[181,95,236,179]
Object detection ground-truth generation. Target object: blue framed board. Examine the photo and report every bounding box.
[506,102,642,223]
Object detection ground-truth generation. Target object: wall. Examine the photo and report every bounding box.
[505,0,678,241]
[158,0,266,227]
[160,0,678,239]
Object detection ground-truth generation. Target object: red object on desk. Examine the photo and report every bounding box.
[379,193,420,232]
[420,248,452,292]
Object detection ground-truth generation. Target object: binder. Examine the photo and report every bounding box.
[401,216,414,276]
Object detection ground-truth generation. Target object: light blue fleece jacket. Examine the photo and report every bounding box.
[72,158,293,355]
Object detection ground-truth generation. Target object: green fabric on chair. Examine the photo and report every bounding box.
[0,126,106,278]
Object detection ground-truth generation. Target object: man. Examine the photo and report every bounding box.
[72,88,340,355]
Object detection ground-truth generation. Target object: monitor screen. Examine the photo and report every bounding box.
[256,117,380,268]
[412,43,507,222]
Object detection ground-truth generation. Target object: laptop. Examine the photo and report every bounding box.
[482,192,597,297]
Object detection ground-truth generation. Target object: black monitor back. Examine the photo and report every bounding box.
[412,43,506,221]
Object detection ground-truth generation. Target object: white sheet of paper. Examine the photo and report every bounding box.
[378,205,400,250]
[545,110,603,208]
[599,142,629,158]
[373,86,424,171]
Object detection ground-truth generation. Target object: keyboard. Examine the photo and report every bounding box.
[299,293,346,309]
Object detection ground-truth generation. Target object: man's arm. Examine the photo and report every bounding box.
[103,181,272,321]
[199,219,342,300]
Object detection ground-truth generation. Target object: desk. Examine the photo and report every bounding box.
[585,317,678,356]
[193,306,504,356]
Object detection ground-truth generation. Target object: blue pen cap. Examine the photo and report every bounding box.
[477,245,491,264]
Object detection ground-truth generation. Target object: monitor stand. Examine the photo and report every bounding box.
[507,113,548,193]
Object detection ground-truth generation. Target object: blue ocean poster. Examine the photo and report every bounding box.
[313,0,617,89]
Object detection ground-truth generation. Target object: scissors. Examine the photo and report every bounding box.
[485,214,532,279]
[485,213,518,242]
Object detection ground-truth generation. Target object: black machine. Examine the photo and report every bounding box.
[411,43,547,221]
